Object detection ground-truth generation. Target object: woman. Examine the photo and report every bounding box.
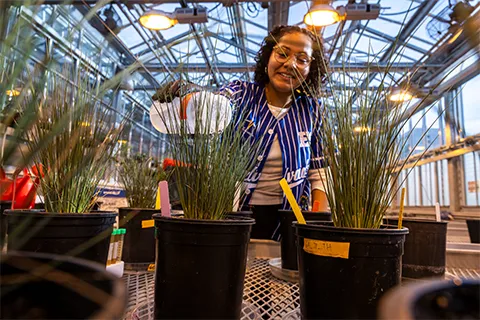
[151,25,329,240]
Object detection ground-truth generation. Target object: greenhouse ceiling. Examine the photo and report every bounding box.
[38,0,480,94]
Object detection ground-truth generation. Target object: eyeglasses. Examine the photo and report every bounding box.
[272,45,315,69]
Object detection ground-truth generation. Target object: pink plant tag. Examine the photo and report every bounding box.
[159,181,171,217]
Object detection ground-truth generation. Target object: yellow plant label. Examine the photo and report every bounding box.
[147,264,155,271]
[142,219,155,228]
[303,239,350,259]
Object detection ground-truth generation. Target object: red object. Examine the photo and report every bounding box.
[0,167,14,201]
[31,164,45,178]
[162,158,191,171]
[179,93,193,120]
[12,168,40,209]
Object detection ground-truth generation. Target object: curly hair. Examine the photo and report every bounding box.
[254,25,328,95]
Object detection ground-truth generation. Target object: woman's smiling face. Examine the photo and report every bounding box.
[267,32,313,94]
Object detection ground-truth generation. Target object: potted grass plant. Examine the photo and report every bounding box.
[5,67,125,265]
[1,1,128,319]
[292,37,461,318]
[383,216,447,279]
[150,86,261,319]
[117,151,166,271]
[293,77,407,318]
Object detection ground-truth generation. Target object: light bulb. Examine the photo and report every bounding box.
[389,90,414,102]
[139,10,176,30]
[304,4,341,27]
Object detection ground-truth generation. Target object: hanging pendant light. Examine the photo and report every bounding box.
[139,10,177,30]
[304,1,345,27]
[389,88,414,102]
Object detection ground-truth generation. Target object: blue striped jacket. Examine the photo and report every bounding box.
[221,80,325,210]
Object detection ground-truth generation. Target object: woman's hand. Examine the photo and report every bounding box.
[152,80,202,103]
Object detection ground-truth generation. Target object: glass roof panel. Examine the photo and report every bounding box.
[47,0,475,106]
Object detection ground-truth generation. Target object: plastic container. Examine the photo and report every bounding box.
[279,210,331,271]
[378,278,480,319]
[116,229,125,263]
[294,221,408,319]
[112,229,120,265]
[466,219,480,243]
[5,210,117,265]
[107,229,117,266]
[153,214,254,319]
[118,208,160,270]
[1,251,126,319]
[384,218,447,278]
[0,200,11,249]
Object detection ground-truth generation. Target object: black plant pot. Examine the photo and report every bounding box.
[118,207,161,270]
[0,200,11,248]
[378,278,480,319]
[153,214,255,319]
[0,251,126,319]
[279,210,331,271]
[5,210,117,265]
[384,218,447,279]
[227,211,253,219]
[466,219,480,243]
[294,221,408,319]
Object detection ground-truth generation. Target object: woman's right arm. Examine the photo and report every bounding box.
[149,80,245,135]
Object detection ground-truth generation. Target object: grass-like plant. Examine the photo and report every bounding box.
[296,36,463,229]
[152,86,262,220]
[25,69,125,213]
[118,152,167,208]
[314,72,413,229]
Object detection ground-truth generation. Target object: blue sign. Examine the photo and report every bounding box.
[96,188,126,198]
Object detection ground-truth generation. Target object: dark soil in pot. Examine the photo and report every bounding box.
[118,207,161,271]
[153,214,254,319]
[294,221,408,319]
[5,210,116,265]
[279,210,331,271]
[0,251,126,319]
[384,217,447,279]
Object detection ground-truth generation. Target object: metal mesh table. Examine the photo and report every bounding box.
[123,259,480,319]
[123,258,299,320]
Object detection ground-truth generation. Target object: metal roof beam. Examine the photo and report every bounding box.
[268,0,290,30]
[134,30,191,61]
[203,30,258,57]
[410,8,480,86]
[378,16,435,46]
[116,4,175,77]
[396,59,480,125]
[345,1,438,106]
[333,20,360,62]
[363,26,429,55]
[230,5,249,66]
[355,1,438,86]
[377,1,438,63]
[74,4,159,87]
[140,62,444,73]
[178,0,220,87]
